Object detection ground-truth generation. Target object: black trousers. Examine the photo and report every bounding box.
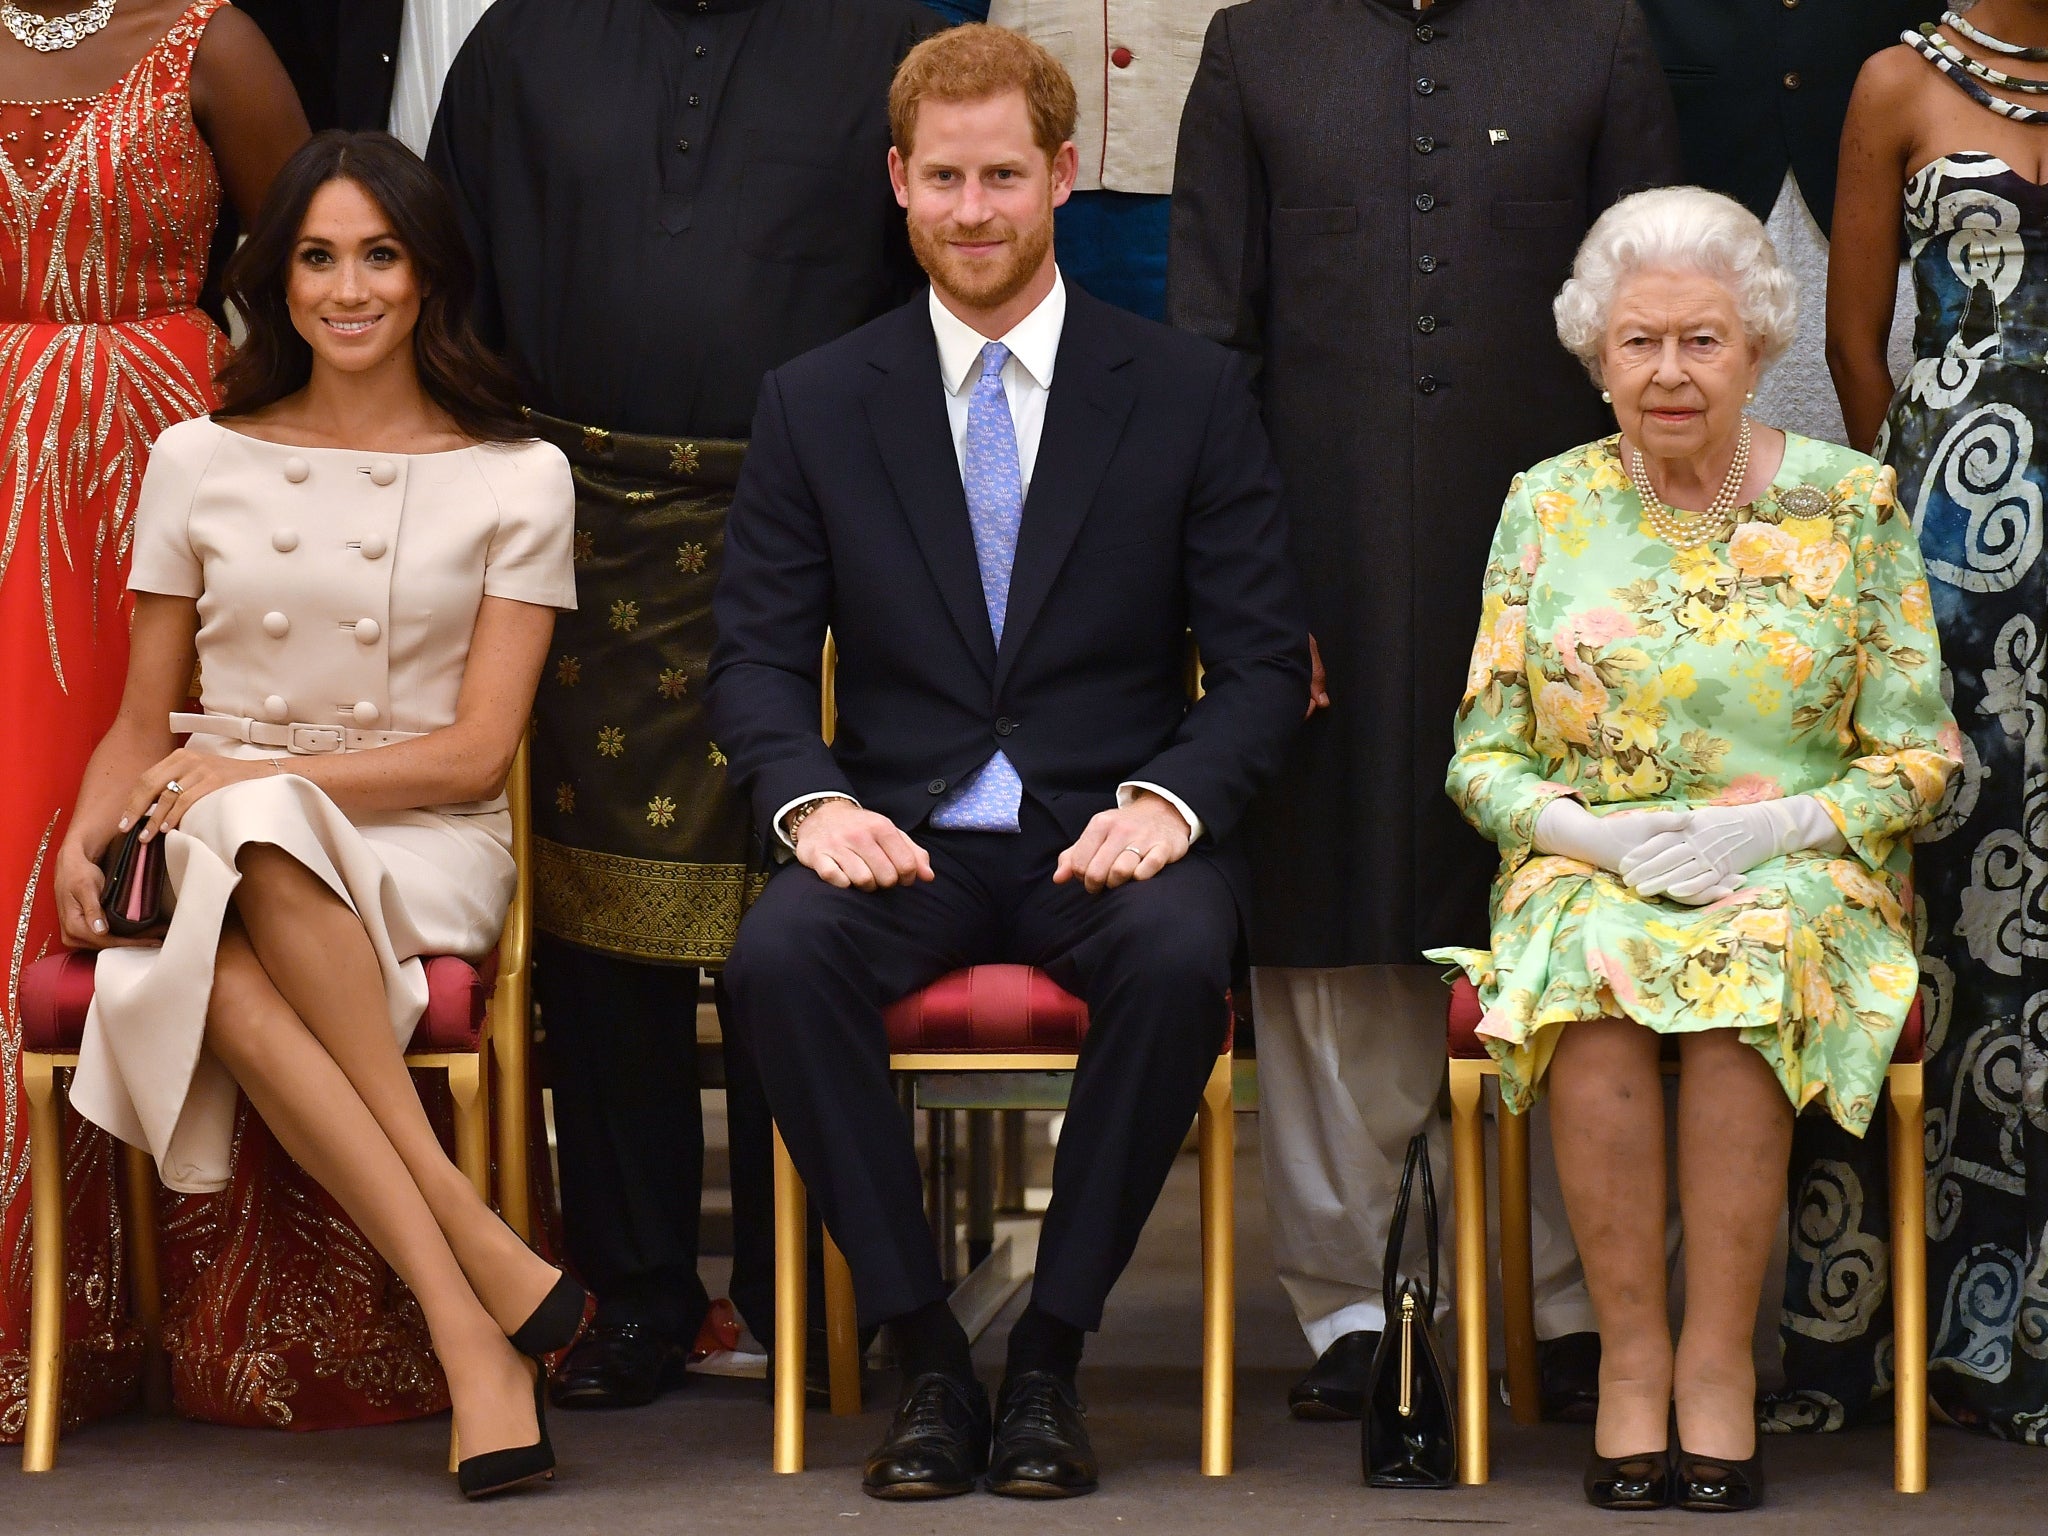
[723,797,1235,1332]
[535,941,776,1342]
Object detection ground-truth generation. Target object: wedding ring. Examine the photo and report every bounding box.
[1122,845,1144,858]
[163,780,184,797]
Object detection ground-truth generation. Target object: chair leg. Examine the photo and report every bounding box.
[23,1054,66,1473]
[1888,1062,1928,1494]
[119,1143,170,1416]
[772,1124,808,1473]
[1198,1052,1236,1477]
[448,1057,490,1203]
[1497,1100,1541,1426]
[489,960,533,1242]
[823,1230,861,1417]
[1448,1059,1490,1486]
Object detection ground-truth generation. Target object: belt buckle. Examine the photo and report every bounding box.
[287,724,346,754]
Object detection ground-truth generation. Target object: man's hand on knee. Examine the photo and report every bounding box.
[1054,792,1192,894]
[794,801,935,890]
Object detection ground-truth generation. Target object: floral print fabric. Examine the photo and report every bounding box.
[1426,434,1961,1134]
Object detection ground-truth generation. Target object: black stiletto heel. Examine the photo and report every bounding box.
[457,1360,556,1500]
[1584,1447,1672,1510]
[508,1271,589,1359]
[1675,1445,1764,1512]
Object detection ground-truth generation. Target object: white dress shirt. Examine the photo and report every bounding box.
[776,269,1201,848]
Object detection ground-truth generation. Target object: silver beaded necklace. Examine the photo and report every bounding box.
[2,0,116,53]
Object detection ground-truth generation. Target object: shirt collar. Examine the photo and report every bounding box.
[930,269,1066,397]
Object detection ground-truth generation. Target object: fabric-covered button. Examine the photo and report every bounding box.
[271,527,299,552]
[359,534,388,559]
[353,701,381,726]
[282,456,310,484]
[354,617,382,644]
[262,611,290,638]
[1110,46,1133,68]
[263,694,289,720]
[369,460,398,486]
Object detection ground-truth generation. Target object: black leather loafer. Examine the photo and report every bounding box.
[1287,1330,1379,1422]
[547,1323,690,1409]
[1539,1331,1603,1424]
[986,1370,1098,1498]
[862,1372,990,1500]
[1584,1448,1671,1510]
[1676,1446,1764,1512]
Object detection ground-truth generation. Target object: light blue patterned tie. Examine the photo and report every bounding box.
[930,341,1025,832]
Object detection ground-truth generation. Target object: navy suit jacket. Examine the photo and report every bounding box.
[707,283,1310,900]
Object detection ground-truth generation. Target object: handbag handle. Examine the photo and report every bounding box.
[1380,1132,1441,1321]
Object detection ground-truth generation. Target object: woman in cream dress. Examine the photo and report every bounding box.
[52,132,585,1498]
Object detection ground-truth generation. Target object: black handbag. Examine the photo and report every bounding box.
[97,818,167,938]
[1361,1132,1457,1489]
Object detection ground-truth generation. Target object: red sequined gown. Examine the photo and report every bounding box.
[0,0,445,1437]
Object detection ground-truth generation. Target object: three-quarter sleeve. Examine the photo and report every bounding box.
[1445,474,1576,871]
[476,440,578,610]
[1808,464,1963,869]
[126,417,218,598]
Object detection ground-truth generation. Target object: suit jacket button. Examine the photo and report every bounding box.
[928,778,947,795]
[995,717,1015,736]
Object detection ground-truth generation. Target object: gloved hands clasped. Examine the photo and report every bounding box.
[1534,796,1846,906]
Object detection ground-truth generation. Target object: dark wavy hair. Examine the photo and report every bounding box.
[213,130,528,443]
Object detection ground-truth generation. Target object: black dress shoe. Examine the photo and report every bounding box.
[1288,1330,1378,1422]
[862,1372,991,1500]
[986,1370,1098,1498]
[1676,1446,1764,1512]
[1539,1331,1603,1424]
[1584,1448,1670,1511]
[547,1323,689,1409]
[458,1360,556,1500]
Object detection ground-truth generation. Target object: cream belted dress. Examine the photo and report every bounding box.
[70,417,576,1194]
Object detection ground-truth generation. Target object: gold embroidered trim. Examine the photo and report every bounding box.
[531,838,763,964]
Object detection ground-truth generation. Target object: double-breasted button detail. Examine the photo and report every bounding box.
[271,528,299,553]
[369,460,398,487]
[352,700,381,725]
[282,456,310,484]
[263,694,289,720]
[262,611,290,638]
[359,534,389,560]
[354,617,382,645]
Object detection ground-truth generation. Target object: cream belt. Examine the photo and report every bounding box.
[171,712,426,755]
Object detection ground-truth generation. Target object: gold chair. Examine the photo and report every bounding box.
[767,639,1236,1476]
[1444,976,1929,1493]
[17,739,538,1472]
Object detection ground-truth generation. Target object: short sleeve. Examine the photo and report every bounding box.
[126,417,219,598]
[474,440,578,610]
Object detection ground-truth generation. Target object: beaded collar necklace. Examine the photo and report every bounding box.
[1625,418,1753,551]
[1945,9,2048,61]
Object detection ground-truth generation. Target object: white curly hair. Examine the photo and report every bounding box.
[1552,185,1799,384]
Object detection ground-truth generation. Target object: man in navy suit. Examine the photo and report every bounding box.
[709,24,1307,1503]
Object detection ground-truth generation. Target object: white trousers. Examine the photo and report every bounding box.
[1253,963,1597,1356]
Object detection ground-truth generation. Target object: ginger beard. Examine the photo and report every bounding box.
[909,193,1055,314]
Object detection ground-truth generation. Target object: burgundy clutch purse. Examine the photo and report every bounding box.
[98,820,167,938]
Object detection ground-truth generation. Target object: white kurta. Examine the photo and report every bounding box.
[70,418,575,1194]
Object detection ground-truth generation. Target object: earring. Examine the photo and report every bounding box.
[1600,389,1613,404]
[1745,390,1756,403]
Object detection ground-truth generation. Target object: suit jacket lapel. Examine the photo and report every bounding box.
[862,307,998,677]
[995,307,1136,691]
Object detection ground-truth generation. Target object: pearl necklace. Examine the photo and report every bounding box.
[1626,418,1752,551]
[2,0,116,52]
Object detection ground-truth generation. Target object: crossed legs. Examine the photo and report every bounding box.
[1547,1019,1790,1461]
[203,843,562,1458]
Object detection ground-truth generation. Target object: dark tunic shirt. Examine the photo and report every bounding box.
[428,0,935,438]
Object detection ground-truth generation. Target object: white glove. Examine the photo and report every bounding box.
[1533,799,1690,873]
[1618,796,1846,904]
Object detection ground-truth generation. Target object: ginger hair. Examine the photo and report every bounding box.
[888,24,1078,163]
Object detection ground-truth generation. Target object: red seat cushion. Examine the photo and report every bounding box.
[1445,974,1926,1066]
[18,948,498,1056]
[884,965,1090,1053]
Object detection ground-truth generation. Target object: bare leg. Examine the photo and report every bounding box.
[230,845,558,1331]
[1672,1029,1791,1460]
[1547,1017,1671,1457]
[205,922,539,1457]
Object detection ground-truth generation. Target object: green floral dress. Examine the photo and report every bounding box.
[1425,434,1962,1134]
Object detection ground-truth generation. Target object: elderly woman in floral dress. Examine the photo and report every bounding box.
[1429,187,1961,1514]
